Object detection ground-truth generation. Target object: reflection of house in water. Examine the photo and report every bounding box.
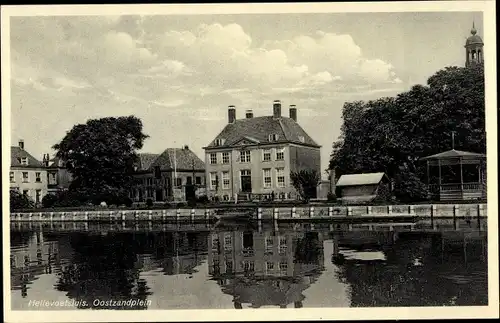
[137,232,209,276]
[208,230,325,308]
[10,230,69,298]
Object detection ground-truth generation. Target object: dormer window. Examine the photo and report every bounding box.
[214,138,225,146]
[268,134,279,142]
[298,136,305,143]
[20,157,28,165]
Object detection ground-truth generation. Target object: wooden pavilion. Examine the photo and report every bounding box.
[420,149,486,201]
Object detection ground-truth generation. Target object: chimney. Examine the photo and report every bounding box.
[18,139,24,150]
[273,100,281,119]
[245,110,254,119]
[42,154,48,167]
[228,105,236,123]
[289,105,297,122]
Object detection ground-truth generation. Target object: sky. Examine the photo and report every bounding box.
[9,11,483,177]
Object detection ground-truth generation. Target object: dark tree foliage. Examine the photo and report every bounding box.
[10,190,35,211]
[53,116,148,204]
[290,170,320,203]
[330,65,485,201]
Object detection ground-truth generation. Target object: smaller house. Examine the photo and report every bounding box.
[45,155,73,193]
[336,172,391,204]
[131,146,206,203]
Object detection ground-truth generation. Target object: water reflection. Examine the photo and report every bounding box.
[10,222,487,310]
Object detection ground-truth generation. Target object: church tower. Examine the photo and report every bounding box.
[465,22,484,67]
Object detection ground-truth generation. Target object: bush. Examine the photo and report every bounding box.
[197,195,209,204]
[123,197,133,207]
[176,202,186,208]
[42,193,59,208]
[393,170,428,203]
[10,190,35,211]
[146,198,153,208]
[327,192,337,202]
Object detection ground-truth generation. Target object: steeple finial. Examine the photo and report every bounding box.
[471,21,477,35]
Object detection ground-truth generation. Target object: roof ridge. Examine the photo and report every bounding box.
[277,118,288,141]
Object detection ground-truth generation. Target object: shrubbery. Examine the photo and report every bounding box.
[10,190,35,211]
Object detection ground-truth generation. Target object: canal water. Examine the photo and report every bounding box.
[10,222,488,310]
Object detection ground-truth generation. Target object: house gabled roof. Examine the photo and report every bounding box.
[336,172,388,187]
[136,148,205,171]
[136,153,160,170]
[10,146,43,168]
[205,116,320,149]
[420,149,486,160]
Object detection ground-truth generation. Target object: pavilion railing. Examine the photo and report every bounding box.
[428,183,484,192]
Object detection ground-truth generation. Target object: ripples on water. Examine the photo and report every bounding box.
[10,222,488,310]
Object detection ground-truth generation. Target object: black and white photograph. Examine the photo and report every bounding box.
[2,1,498,322]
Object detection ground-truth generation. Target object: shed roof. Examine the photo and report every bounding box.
[336,172,387,187]
[135,147,205,171]
[420,149,486,160]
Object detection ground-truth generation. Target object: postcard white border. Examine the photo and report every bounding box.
[2,1,498,322]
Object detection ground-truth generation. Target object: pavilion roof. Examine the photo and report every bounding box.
[420,149,486,161]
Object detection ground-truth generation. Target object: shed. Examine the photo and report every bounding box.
[336,172,391,204]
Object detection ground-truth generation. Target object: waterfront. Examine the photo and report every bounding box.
[10,221,487,310]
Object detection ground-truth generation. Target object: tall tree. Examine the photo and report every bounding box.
[53,116,148,204]
[290,170,320,203]
[330,65,485,201]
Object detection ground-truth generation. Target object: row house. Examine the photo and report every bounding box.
[130,146,206,202]
[10,140,48,205]
[203,100,321,201]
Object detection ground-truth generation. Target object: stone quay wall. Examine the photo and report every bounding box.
[10,203,487,222]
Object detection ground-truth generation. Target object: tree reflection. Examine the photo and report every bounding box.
[55,233,152,310]
[333,233,488,307]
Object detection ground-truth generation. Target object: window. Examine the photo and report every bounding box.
[223,194,230,201]
[215,138,225,146]
[240,150,251,163]
[263,169,272,188]
[263,149,271,161]
[186,176,192,185]
[21,157,28,165]
[35,190,41,204]
[22,172,29,182]
[222,152,230,164]
[243,260,255,272]
[279,261,288,273]
[279,236,287,254]
[224,233,233,251]
[49,172,57,185]
[10,172,14,183]
[265,235,274,254]
[210,172,218,190]
[266,262,275,272]
[276,168,285,188]
[35,172,41,183]
[176,178,182,187]
[298,136,305,143]
[154,166,161,178]
[222,171,230,189]
[225,260,233,273]
[210,153,217,164]
[211,233,219,251]
[276,148,284,161]
[195,176,202,185]
[268,134,279,142]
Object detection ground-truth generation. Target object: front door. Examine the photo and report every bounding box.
[241,170,252,193]
[156,189,163,202]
